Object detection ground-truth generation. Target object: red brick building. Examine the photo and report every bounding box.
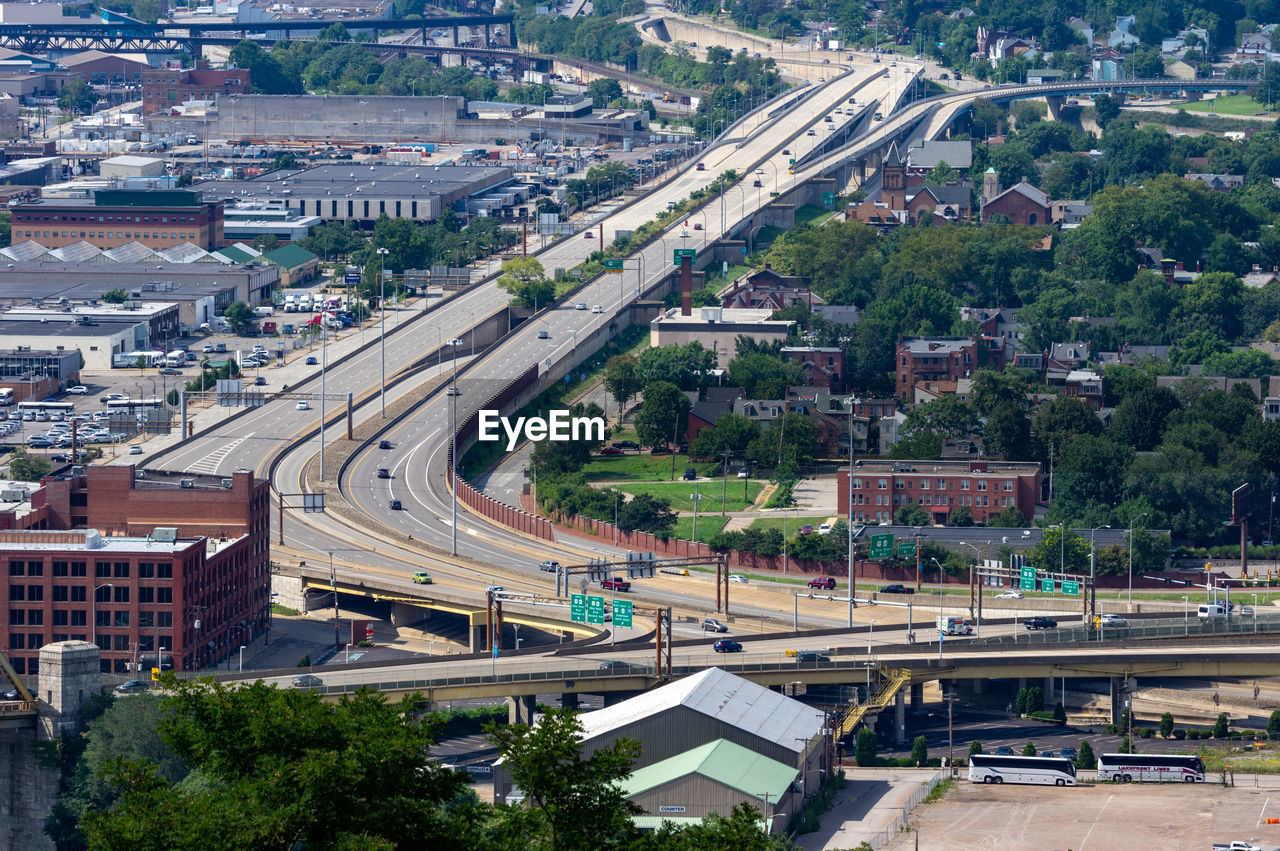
[895,337,978,400]
[981,180,1052,226]
[12,189,226,251]
[836,459,1043,526]
[781,346,844,392]
[2,465,269,675]
[142,62,250,116]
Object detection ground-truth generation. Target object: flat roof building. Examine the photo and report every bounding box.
[837,458,1043,526]
[12,189,226,252]
[141,63,250,117]
[0,316,149,370]
[651,306,794,368]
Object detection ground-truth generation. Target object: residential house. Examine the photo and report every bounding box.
[733,398,787,427]
[1264,397,1280,422]
[781,346,845,392]
[879,140,910,210]
[785,388,869,456]
[1066,17,1093,46]
[948,6,975,20]
[912,378,975,407]
[686,386,744,447]
[850,397,898,420]
[1157,375,1262,398]
[1092,49,1127,81]
[1063,368,1104,410]
[1244,266,1280,289]
[1185,173,1245,192]
[1050,341,1090,367]
[845,199,898,230]
[1051,201,1093,226]
[961,307,1023,355]
[895,337,978,400]
[905,141,974,175]
[719,266,824,311]
[1109,15,1140,49]
[982,180,1052,226]
[837,459,1044,526]
[905,183,973,224]
[814,304,860,326]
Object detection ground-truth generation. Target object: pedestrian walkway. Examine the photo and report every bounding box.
[799,768,946,851]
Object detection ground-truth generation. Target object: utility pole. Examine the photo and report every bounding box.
[943,690,957,777]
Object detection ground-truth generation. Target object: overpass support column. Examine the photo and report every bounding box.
[561,693,579,710]
[1044,95,1066,122]
[1017,678,1027,695]
[972,678,984,694]
[1109,677,1123,725]
[1043,676,1055,705]
[507,694,536,726]
[468,624,486,653]
[910,682,924,713]
[894,690,906,745]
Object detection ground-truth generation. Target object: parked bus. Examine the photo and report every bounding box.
[0,388,12,406]
[1096,753,1205,783]
[969,754,1077,786]
[16,400,75,417]
[105,398,165,415]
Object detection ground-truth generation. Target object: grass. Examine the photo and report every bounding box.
[795,204,836,226]
[271,604,300,616]
[921,777,955,804]
[614,480,763,512]
[754,225,785,246]
[1176,94,1270,115]
[581,453,718,482]
[746,514,835,533]
[669,513,730,543]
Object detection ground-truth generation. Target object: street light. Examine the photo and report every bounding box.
[1126,514,1148,606]
[959,542,980,636]
[376,246,390,418]
[1182,596,1189,636]
[931,557,945,658]
[91,583,113,649]
[447,337,462,557]
[238,644,246,672]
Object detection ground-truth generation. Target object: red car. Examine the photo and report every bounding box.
[807,577,836,590]
[799,524,814,534]
[693,223,703,230]
[601,577,631,592]
[600,446,624,456]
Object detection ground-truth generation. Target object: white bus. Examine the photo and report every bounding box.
[16,400,75,417]
[969,754,1077,786]
[1096,753,1205,783]
[105,398,165,415]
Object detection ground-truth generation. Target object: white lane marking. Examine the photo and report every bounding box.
[185,435,251,474]
[1077,793,1113,850]
[1257,796,1270,827]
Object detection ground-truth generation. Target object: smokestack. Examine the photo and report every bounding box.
[680,256,692,316]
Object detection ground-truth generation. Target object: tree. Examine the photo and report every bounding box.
[968,740,983,757]
[101,288,128,304]
[222,301,255,335]
[9,448,51,481]
[80,679,474,849]
[651,803,793,848]
[1025,686,1044,713]
[746,412,819,471]
[488,708,641,849]
[1213,712,1229,738]
[948,506,974,527]
[726,350,804,398]
[1076,740,1096,769]
[249,234,279,253]
[1022,741,1038,756]
[496,257,554,309]
[1268,709,1280,737]
[854,728,878,766]
[1034,396,1103,464]
[616,492,678,537]
[896,501,930,527]
[690,412,760,460]
[1053,702,1067,724]
[586,77,623,108]
[987,505,1029,527]
[57,78,96,114]
[633,381,690,449]
[911,735,929,766]
[603,355,639,423]
[1160,712,1175,738]
[1118,735,1132,754]
[633,343,717,391]
[1029,526,1089,574]
[983,402,1035,461]
[1093,94,1122,128]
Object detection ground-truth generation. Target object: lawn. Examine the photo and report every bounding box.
[669,514,729,543]
[746,514,835,534]
[615,480,764,512]
[582,453,719,482]
[795,204,837,226]
[1177,94,1269,116]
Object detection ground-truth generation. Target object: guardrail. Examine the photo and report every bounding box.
[974,614,1280,646]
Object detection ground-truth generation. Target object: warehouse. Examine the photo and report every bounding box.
[0,316,148,370]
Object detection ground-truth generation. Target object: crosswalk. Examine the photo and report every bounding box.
[185,436,250,475]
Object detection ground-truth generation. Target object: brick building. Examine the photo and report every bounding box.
[719,266,824,311]
[11,189,226,251]
[836,459,1043,526]
[781,346,844,392]
[895,337,978,399]
[141,62,250,116]
[1,465,270,675]
[981,180,1052,226]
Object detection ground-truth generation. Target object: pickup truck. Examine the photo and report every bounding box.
[1212,842,1262,851]
[601,577,631,592]
[879,584,914,595]
[807,577,837,590]
[1024,616,1058,630]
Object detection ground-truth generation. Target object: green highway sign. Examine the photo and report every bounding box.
[1041,577,1055,593]
[673,248,696,264]
[586,595,605,625]
[1062,580,1080,596]
[604,259,624,273]
[1020,576,1036,591]
[789,158,796,165]
[570,593,586,623]
[897,540,916,558]
[869,533,895,560]
[1020,566,1036,582]
[822,191,835,207]
[613,600,633,628]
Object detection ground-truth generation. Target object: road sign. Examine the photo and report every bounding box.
[822,191,835,207]
[604,259,624,273]
[613,600,633,628]
[1041,577,1055,593]
[1020,576,1036,591]
[570,593,586,623]
[1020,566,1036,583]
[897,540,916,558]
[788,158,796,165]
[586,594,605,625]
[869,533,895,559]
[1062,580,1080,595]
[673,248,696,264]
[344,273,361,284]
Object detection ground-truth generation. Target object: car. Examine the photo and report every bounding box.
[752,179,762,187]
[808,577,837,590]
[940,72,950,79]
[537,330,550,339]
[26,436,52,448]
[806,129,816,136]
[817,523,832,535]
[600,446,623,456]
[613,440,640,450]
[696,162,706,171]
[1239,605,1256,615]
[128,445,143,455]
[66,385,88,395]
[583,231,594,240]
[702,618,728,632]
[1024,616,1058,630]
[680,229,690,238]
[799,524,813,534]
[538,560,560,572]
[486,585,505,594]
[1059,747,1077,761]
[795,650,830,664]
[411,571,433,584]
[114,680,151,695]
[787,168,795,175]
[378,439,392,449]
[305,356,318,365]
[101,393,129,404]
[714,639,743,653]
[995,590,1024,599]
[682,467,697,480]
[575,302,587,310]
[737,468,749,479]
[728,574,748,583]
[994,746,1014,756]
[693,222,703,230]
[253,376,267,386]
[824,115,833,122]
[592,304,602,313]
[599,660,636,671]
[376,468,391,479]
[291,674,323,689]
[159,368,183,376]
[879,584,914,595]
[781,148,790,155]
[389,499,402,510]
[1100,614,1129,626]
[601,577,631,591]
[296,401,310,411]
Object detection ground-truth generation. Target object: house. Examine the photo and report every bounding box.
[1051,201,1093,226]
[1109,15,1140,49]
[1050,341,1090,367]
[1063,368,1104,410]
[781,346,845,392]
[878,140,910,210]
[838,459,1044,526]
[846,199,898,230]
[1092,48,1127,81]
[1243,266,1280,289]
[733,398,787,426]
[982,181,1052,226]
[687,386,745,446]
[1184,173,1245,191]
[905,182,973,224]
[1157,375,1262,398]
[719,266,824,311]
[905,141,973,175]
[785,387,869,456]
[948,6,975,20]
[1066,17,1094,46]
[895,337,978,400]
[1264,397,1280,422]
[961,307,1023,353]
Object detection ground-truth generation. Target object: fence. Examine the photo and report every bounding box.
[856,769,950,850]
[974,614,1280,646]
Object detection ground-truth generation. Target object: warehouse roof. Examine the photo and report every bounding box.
[620,739,797,802]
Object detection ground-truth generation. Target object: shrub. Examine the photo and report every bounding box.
[1173,729,1186,740]
[911,735,929,767]
[1160,712,1174,738]
[1140,727,1155,739]
[855,728,878,766]
[1213,713,1229,738]
[1022,741,1038,756]
[1077,740,1097,769]
[969,740,984,757]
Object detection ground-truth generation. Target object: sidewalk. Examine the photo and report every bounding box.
[798,768,943,851]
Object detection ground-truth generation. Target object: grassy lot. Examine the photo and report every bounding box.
[746,514,835,533]
[615,480,763,512]
[795,204,837,226]
[1178,94,1269,115]
[581,453,718,482]
[669,514,729,543]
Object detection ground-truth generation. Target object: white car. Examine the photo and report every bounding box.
[728,574,748,583]
[591,304,603,314]
[1100,614,1129,626]
[66,385,88,395]
[737,469,749,479]
[574,302,587,311]
[817,523,832,535]
[128,445,143,455]
[296,401,310,411]
[995,591,1024,599]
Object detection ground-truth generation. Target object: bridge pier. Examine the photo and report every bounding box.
[469,623,486,653]
[971,678,984,695]
[561,693,579,710]
[390,602,430,628]
[1044,95,1066,122]
[894,690,906,745]
[910,682,924,713]
[507,694,536,726]
[1110,677,1123,725]
[1043,676,1055,705]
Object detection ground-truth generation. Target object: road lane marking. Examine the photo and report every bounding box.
[1077,793,1113,850]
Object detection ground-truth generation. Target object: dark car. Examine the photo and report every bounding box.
[995,746,1014,756]
[612,440,640,450]
[599,660,637,671]
[1040,751,1055,758]
[1024,616,1058,630]
[292,674,323,689]
[378,439,392,449]
[114,680,151,695]
[795,650,830,664]
[253,376,267,386]
[1059,747,1078,761]
[377,468,391,479]
[538,560,560,572]
[808,577,837,590]
[714,639,743,653]
[389,499,403,510]
[879,584,914,595]
[600,446,624,456]
[158,367,183,376]
[799,524,814,534]
[305,356,318,365]
[682,467,697,480]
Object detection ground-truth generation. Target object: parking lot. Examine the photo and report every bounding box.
[894,776,1280,849]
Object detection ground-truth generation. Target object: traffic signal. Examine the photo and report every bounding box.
[1205,561,1213,573]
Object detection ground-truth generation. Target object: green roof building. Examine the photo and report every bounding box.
[262,244,319,287]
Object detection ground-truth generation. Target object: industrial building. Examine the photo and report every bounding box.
[1,465,271,675]
[0,348,81,401]
[3,301,181,350]
[222,203,322,243]
[141,63,250,116]
[0,316,149,370]
[650,306,794,368]
[11,189,227,252]
[98,155,165,180]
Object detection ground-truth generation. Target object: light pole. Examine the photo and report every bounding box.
[1182,596,1189,636]
[318,318,328,481]
[959,541,980,636]
[91,583,113,649]
[931,557,945,658]
[1126,514,1148,606]
[376,246,389,418]
[329,551,340,652]
[447,338,461,557]
[238,644,246,672]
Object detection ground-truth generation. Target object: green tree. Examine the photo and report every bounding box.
[896,501,930,527]
[1093,94,1122,128]
[1053,702,1067,724]
[222,301,255,336]
[1014,687,1028,715]
[101,288,128,304]
[57,78,96,114]
[854,728,878,766]
[1022,741,1038,756]
[726,350,804,398]
[634,381,690,449]
[616,492,678,536]
[948,506,974,527]
[746,412,819,471]
[1268,709,1280,737]
[496,257,555,309]
[1160,711,1175,738]
[603,355,639,423]
[633,343,717,391]
[987,505,1029,527]
[1025,686,1044,713]
[586,77,623,108]
[1213,712,1229,738]
[910,735,929,766]
[1118,735,1133,754]
[9,448,51,481]
[1029,526,1089,574]
[1034,396,1103,464]
[983,402,1035,461]
[1076,740,1096,769]
[690,411,761,460]
[969,739,983,757]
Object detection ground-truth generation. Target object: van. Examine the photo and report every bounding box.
[1198,603,1227,620]
[936,615,972,635]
